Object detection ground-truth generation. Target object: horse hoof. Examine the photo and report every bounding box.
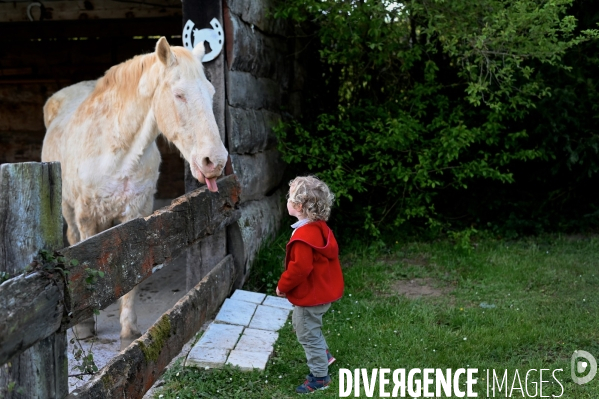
[73,318,96,339]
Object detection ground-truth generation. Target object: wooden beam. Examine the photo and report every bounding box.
[0,271,65,369]
[0,174,240,365]
[182,0,228,298]
[0,17,182,41]
[67,255,235,399]
[0,0,181,23]
[0,162,67,399]
[0,162,63,276]
[63,174,240,328]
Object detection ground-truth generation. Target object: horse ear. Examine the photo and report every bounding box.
[192,41,206,62]
[156,37,175,67]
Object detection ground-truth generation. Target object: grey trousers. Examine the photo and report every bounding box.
[292,303,331,378]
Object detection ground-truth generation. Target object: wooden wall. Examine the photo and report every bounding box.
[0,13,185,199]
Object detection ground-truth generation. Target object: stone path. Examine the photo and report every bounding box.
[185,289,293,371]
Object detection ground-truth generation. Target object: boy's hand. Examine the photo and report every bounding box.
[276,286,286,297]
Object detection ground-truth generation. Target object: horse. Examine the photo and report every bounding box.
[41,37,228,349]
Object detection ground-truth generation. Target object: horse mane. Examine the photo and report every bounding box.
[90,47,203,102]
[91,52,159,102]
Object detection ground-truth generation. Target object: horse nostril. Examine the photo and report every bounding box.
[202,157,214,170]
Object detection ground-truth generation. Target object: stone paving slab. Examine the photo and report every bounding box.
[231,289,267,304]
[262,295,294,310]
[235,328,278,353]
[214,298,257,327]
[244,327,279,340]
[184,290,291,373]
[186,347,230,369]
[226,350,271,371]
[196,323,244,349]
[248,305,290,331]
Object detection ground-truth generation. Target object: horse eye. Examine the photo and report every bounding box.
[175,93,186,101]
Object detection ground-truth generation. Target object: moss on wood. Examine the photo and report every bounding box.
[139,315,171,362]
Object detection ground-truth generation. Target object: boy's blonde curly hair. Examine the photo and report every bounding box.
[288,176,335,222]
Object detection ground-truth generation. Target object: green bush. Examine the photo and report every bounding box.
[275,0,599,237]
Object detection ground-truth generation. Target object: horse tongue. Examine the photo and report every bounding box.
[205,177,218,192]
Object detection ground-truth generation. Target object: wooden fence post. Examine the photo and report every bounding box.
[0,162,67,399]
[182,0,230,290]
[183,0,227,192]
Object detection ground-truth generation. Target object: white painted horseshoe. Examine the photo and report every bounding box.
[27,2,43,21]
[183,18,224,63]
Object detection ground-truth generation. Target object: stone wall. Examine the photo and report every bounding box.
[224,0,303,283]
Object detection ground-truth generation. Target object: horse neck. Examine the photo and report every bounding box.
[94,54,162,169]
[119,109,160,173]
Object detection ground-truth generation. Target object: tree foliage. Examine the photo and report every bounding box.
[275,0,599,237]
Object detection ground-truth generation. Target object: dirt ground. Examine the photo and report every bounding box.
[390,277,453,299]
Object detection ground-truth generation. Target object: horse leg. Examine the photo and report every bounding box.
[62,202,80,245]
[72,202,100,339]
[119,286,141,350]
[117,195,152,350]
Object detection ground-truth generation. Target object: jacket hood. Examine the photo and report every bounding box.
[288,220,339,260]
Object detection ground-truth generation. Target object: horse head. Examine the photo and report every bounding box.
[152,37,227,192]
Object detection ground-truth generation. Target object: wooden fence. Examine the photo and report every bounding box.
[0,162,242,398]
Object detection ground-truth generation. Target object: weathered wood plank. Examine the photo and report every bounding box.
[0,162,67,399]
[0,130,46,165]
[62,174,241,329]
[0,330,69,399]
[182,0,227,194]
[0,17,182,41]
[181,0,230,290]
[0,273,65,367]
[0,84,61,132]
[0,0,181,23]
[67,255,236,399]
[182,0,226,142]
[182,0,232,292]
[0,162,63,275]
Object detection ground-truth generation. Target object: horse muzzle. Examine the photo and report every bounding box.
[193,158,224,192]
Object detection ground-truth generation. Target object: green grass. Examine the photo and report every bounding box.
[153,234,599,398]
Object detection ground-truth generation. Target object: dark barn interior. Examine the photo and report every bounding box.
[0,0,187,199]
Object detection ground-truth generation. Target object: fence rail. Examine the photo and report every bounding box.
[0,162,242,398]
[68,255,236,398]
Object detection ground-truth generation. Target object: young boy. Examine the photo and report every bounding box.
[276,176,344,393]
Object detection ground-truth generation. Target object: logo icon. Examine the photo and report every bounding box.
[182,18,224,62]
[571,350,597,385]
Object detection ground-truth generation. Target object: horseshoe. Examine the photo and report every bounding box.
[27,2,44,21]
[183,18,224,63]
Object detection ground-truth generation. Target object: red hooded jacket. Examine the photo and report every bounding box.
[277,220,344,306]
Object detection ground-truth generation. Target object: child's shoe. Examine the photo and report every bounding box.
[326,349,336,365]
[295,373,331,393]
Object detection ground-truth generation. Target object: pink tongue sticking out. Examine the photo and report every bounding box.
[205,177,218,192]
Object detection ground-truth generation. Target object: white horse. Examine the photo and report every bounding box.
[41,37,228,349]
